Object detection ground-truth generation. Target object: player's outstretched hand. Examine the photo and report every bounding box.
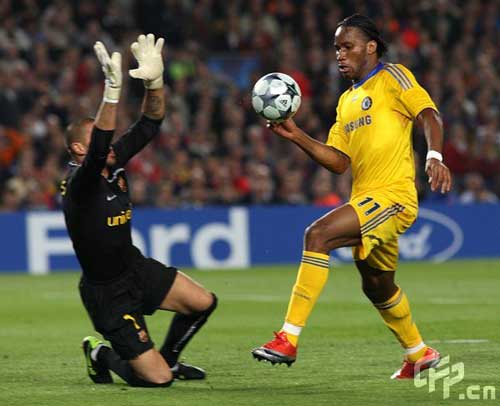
[425,158,452,194]
[129,33,164,89]
[267,118,300,140]
[94,41,122,103]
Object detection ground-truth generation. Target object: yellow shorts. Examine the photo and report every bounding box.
[349,189,418,271]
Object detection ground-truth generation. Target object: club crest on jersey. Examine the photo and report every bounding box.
[138,330,149,343]
[361,96,372,110]
[118,175,128,192]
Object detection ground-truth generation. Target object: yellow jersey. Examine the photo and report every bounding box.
[326,62,437,199]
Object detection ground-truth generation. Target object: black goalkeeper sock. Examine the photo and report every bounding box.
[97,347,172,388]
[160,293,218,366]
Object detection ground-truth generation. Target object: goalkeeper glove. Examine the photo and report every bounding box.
[129,33,164,90]
[93,41,122,103]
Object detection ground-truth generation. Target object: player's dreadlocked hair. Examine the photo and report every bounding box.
[337,14,388,57]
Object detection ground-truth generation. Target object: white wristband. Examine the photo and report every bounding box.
[103,97,119,104]
[144,76,164,90]
[103,85,121,104]
[426,150,443,162]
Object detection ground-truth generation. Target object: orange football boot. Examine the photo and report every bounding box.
[252,331,297,366]
[391,347,441,379]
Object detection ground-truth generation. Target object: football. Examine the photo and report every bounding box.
[251,72,302,122]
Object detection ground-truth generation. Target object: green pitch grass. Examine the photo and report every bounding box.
[0,260,498,406]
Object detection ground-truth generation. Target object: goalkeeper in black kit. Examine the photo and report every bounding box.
[61,34,217,387]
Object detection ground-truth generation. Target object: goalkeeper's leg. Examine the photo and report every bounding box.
[158,272,217,380]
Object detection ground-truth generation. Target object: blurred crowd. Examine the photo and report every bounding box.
[0,0,499,211]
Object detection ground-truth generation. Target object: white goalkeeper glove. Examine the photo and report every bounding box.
[129,33,164,90]
[94,41,122,103]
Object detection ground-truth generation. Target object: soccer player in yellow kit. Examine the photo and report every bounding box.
[252,14,452,379]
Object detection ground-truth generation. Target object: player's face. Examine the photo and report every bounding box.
[81,122,117,166]
[334,26,375,81]
[106,147,117,167]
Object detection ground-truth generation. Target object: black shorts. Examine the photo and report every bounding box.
[79,257,177,360]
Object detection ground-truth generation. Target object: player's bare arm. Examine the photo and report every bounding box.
[269,118,350,174]
[143,88,165,120]
[417,108,452,194]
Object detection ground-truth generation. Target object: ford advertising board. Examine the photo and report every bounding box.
[0,204,498,273]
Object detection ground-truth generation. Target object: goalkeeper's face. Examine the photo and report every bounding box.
[79,122,117,167]
[106,147,117,166]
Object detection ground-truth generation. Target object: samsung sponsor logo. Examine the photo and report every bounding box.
[344,115,372,134]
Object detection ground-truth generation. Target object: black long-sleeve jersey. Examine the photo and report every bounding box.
[62,115,163,283]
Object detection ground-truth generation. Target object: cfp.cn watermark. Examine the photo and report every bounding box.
[414,355,496,401]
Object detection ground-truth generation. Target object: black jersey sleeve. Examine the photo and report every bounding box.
[69,126,114,200]
[112,115,163,167]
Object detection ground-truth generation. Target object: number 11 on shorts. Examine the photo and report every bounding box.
[357,197,381,216]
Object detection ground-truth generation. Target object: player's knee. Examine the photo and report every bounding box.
[361,274,378,291]
[142,369,173,385]
[304,222,327,250]
[148,377,173,386]
[361,277,397,303]
[152,374,173,386]
[362,284,381,303]
[204,291,218,313]
[180,291,217,316]
[206,292,218,314]
[360,272,380,296]
[195,292,218,316]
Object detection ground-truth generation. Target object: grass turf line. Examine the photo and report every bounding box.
[0,259,498,406]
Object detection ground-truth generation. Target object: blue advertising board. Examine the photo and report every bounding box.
[0,204,498,273]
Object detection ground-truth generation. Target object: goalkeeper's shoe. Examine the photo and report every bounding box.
[391,347,441,379]
[171,362,206,380]
[251,331,297,366]
[82,336,113,384]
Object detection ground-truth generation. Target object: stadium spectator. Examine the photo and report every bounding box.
[443,123,471,178]
[311,168,343,207]
[0,0,498,211]
[0,177,27,211]
[459,172,499,204]
[0,126,25,170]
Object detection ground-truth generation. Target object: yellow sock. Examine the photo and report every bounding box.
[374,287,427,362]
[281,251,330,346]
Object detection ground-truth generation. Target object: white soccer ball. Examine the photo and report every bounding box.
[251,72,302,123]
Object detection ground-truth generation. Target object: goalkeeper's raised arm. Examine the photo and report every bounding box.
[110,33,166,167]
[93,41,122,130]
[63,41,122,197]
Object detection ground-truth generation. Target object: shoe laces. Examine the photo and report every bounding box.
[273,331,289,343]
